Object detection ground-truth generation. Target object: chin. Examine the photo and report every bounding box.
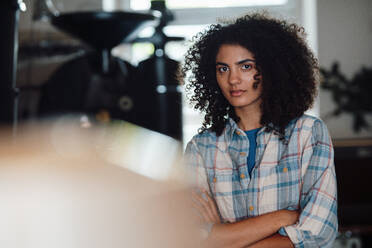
[230,100,260,110]
[229,100,250,107]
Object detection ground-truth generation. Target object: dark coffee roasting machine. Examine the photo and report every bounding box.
[1,0,184,141]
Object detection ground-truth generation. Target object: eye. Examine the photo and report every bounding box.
[241,64,252,70]
[217,66,229,73]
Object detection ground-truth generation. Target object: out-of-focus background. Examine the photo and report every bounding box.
[0,0,371,247]
[0,119,202,248]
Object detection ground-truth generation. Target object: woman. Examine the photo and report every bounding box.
[182,13,338,248]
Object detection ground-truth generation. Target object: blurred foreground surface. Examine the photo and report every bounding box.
[0,117,202,248]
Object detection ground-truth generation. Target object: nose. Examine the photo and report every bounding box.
[228,69,240,85]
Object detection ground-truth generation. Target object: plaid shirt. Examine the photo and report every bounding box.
[184,115,338,248]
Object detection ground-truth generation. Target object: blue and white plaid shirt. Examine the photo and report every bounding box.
[184,115,338,248]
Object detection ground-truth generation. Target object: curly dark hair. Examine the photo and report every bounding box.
[181,12,318,137]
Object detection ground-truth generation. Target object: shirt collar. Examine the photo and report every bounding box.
[225,118,268,141]
[223,116,300,146]
[214,118,272,152]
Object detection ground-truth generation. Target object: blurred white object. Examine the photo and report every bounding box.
[0,117,202,248]
[102,121,181,181]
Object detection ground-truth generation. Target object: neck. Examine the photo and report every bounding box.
[234,105,262,131]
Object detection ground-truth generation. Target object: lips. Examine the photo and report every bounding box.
[230,90,246,97]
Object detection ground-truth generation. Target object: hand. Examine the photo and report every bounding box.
[191,189,221,224]
[279,209,300,227]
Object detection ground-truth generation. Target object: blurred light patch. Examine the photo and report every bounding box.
[100,120,182,181]
[131,0,288,10]
[45,115,183,181]
[80,115,92,128]
[0,117,203,248]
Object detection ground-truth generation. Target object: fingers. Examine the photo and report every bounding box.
[192,190,214,222]
[203,190,219,219]
[191,196,213,222]
[191,189,220,224]
[280,209,300,226]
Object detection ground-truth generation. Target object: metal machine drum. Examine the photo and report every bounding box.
[51,11,159,74]
[51,11,158,50]
[136,55,183,140]
[38,52,142,124]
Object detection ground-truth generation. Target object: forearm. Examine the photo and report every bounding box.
[245,234,294,248]
[205,210,295,248]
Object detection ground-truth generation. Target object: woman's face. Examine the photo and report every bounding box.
[215,44,262,112]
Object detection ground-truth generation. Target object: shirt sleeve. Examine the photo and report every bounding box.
[184,138,210,191]
[279,119,338,248]
[184,138,216,237]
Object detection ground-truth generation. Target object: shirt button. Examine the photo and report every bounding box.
[240,173,245,179]
[283,167,288,172]
[213,177,217,183]
[249,206,254,211]
[239,152,246,156]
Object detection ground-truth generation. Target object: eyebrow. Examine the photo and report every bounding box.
[216,58,255,66]
[237,59,255,64]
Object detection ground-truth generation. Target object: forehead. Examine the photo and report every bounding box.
[216,44,255,62]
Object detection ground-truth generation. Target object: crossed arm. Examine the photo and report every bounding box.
[186,120,338,248]
[192,189,297,248]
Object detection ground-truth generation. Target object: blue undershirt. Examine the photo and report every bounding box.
[244,128,261,175]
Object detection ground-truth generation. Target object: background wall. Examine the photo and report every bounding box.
[317,0,372,139]
[16,0,372,139]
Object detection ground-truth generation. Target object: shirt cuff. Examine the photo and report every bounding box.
[281,225,302,248]
[278,227,288,236]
